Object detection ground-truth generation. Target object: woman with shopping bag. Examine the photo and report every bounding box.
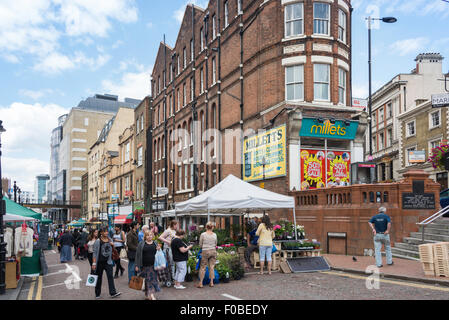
[135,230,161,300]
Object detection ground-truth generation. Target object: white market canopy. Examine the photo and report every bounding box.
[4,213,38,222]
[175,174,296,214]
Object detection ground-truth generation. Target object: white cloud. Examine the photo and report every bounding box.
[0,102,70,190]
[33,51,111,74]
[389,37,429,56]
[19,89,54,100]
[352,84,369,99]
[0,0,137,72]
[174,0,208,24]
[102,66,152,101]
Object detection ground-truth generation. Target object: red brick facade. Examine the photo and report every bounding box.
[150,0,354,213]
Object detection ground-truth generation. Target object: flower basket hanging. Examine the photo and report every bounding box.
[428,144,449,170]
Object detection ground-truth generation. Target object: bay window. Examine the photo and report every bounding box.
[338,9,346,43]
[285,3,303,38]
[285,65,304,101]
[314,64,330,101]
[314,3,330,35]
[338,68,346,105]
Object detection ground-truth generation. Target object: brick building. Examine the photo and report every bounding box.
[150,0,366,224]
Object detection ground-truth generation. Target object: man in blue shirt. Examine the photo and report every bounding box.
[369,207,393,268]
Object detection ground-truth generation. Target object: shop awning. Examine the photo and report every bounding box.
[114,213,133,224]
[41,218,53,224]
[3,196,42,220]
[4,213,39,222]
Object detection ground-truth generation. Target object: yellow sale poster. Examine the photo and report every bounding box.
[243,125,286,182]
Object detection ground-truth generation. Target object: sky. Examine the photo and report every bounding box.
[0,0,448,192]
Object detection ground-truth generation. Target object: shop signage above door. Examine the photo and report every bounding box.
[300,118,359,140]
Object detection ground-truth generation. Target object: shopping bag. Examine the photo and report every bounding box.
[129,276,144,291]
[120,248,127,259]
[154,249,167,271]
[86,274,98,287]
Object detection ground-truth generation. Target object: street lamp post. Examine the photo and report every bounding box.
[367,16,397,159]
[13,181,17,203]
[0,120,7,295]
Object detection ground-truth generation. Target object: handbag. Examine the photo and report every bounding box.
[86,274,98,287]
[129,276,144,291]
[112,248,120,261]
[120,248,127,259]
[272,244,278,253]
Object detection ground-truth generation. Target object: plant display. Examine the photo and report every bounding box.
[281,241,315,250]
[216,251,244,280]
[215,229,233,246]
[187,255,199,277]
[428,144,449,169]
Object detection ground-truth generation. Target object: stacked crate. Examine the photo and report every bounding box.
[433,242,449,277]
[418,243,435,276]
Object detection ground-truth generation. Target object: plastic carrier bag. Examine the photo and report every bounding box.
[154,249,167,271]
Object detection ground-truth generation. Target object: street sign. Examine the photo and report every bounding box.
[156,187,169,196]
[432,93,449,108]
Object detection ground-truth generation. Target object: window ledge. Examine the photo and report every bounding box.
[282,35,306,42]
[311,34,333,40]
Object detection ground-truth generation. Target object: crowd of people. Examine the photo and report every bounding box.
[52,215,277,300]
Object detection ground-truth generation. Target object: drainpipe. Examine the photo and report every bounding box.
[164,34,168,211]
[192,5,199,197]
[217,0,222,182]
[205,14,210,190]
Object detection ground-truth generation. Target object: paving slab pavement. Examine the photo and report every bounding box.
[324,254,449,286]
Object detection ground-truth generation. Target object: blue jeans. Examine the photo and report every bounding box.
[128,259,136,283]
[373,234,393,267]
[259,245,272,262]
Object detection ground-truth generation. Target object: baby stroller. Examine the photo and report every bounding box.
[157,248,174,288]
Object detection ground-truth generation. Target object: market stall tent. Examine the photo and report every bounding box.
[4,213,38,222]
[3,196,42,220]
[175,174,298,239]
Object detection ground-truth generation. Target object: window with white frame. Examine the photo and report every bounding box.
[430,110,440,129]
[212,15,217,39]
[125,142,130,162]
[372,136,377,153]
[113,181,117,194]
[141,114,144,131]
[183,47,187,69]
[190,39,194,62]
[314,64,330,101]
[200,67,204,93]
[190,77,194,102]
[313,2,330,35]
[125,176,130,191]
[387,128,393,147]
[137,146,143,166]
[406,120,416,137]
[170,63,173,82]
[103,177,107,192]
[285,3,303,38]
[285,65,304,101]
[177,55,180,75]
[237,0,242,14]
[212,57,216,84]
[163,71,166,88]
[387,102,392,118]
[189,120,193,145]
[140,180,144,199]
[136,181,139,200]
[190,163,194,189]
[224,1,229,28]
[338,9,346,43]
[200,28,204,51]
[183,83,186,106]
[429,139,442,155]
[338,68,346,105]
[379,107,384,122]
[178,165,182,191]
[177,89,181,111]
[184,164,188,190]
[178,126,182,151]
[379,132,384,150]
[158,76,161,93]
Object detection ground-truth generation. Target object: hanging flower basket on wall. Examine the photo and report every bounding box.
[428,144,449,170]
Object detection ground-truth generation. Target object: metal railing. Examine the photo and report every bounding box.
[417,205,449,242]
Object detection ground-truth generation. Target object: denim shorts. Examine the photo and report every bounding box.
[259,245,272,262]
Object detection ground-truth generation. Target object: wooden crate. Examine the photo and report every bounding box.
[252,251,280,271]
[418,243,435,263]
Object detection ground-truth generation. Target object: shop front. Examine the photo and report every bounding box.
[288,114,366,191]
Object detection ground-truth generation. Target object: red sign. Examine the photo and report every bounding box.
[125,190,134,197]
[300,150,326,190]
[326,151,351,186]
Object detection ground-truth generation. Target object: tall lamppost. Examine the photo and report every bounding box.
[367,16,397,158]
[0,120,7,295]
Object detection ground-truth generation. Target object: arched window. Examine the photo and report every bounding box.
[189,118,193,145]
[183,121,188,148]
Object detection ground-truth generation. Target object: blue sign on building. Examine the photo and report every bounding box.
[300,118,359,140]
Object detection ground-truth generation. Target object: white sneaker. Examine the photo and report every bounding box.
[174,285,186,290]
